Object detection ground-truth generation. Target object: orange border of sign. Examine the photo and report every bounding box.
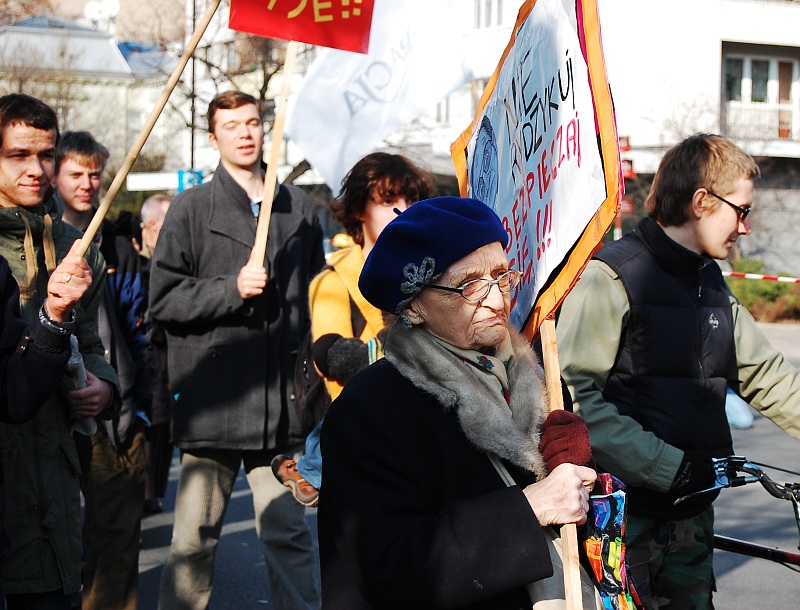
[451,0,621,339]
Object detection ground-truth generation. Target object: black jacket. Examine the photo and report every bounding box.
[0,255,71,422]
[0,255,72,565]
[319,325,554,610]
[149,163,325,450]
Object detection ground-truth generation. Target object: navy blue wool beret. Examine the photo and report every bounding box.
[359,196,508,313]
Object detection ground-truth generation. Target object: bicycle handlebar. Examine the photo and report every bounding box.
[673,456,799,504]
[674,455,800,553]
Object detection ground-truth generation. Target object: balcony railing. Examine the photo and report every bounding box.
[723,101,797,142]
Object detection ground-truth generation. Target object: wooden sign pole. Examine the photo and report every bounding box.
[76,0,223,255]
[249,39,299,266]
[540,316,585,610]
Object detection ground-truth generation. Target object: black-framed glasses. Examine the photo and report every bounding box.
[428,270,522,302]
[705,189,751,221]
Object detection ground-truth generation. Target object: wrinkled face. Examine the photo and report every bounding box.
[208,104,264,171]
[697,177,753,260]
[359,191,410,252]
[54,157,104,213]
[408,242,511,352]
[0,122,57,208]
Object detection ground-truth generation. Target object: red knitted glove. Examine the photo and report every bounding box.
[538,410,595,472]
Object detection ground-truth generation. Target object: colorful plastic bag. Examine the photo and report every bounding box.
[579,473,643,610]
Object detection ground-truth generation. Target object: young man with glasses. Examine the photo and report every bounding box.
[556,133,800,609]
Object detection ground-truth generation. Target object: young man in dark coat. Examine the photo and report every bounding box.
[55,130,151,610]
[0,93,120,610]
[150,91,324,610]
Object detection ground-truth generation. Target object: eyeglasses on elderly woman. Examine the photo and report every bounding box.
[427,269,522,302]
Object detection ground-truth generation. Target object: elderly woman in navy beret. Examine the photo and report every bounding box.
[317,196,597,610]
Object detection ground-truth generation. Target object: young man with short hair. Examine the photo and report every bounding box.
[54,130,150,610]
[151,90,324,609]
[0,93,120,610]
[557,133,800,609]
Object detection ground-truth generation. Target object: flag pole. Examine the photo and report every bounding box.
[249,39,299,267]
[76,0,223,256]
[540,316,586,610]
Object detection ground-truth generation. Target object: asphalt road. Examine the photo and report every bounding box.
[138,322,800,609]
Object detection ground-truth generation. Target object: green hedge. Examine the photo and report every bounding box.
[725,259,800,322]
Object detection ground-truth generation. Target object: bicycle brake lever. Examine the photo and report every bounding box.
[728,458,762,488]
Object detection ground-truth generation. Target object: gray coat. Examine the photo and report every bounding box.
[149,163,325,451]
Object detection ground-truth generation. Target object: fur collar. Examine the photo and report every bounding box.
[385,324,549,479]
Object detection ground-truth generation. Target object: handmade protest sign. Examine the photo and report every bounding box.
[451,0,621,338]
[229,0,376,54]
[452,2,621,607]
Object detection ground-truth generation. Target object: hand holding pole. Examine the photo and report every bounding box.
[541,316,586,610]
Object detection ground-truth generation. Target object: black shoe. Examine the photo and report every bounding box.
[144,498,164,513]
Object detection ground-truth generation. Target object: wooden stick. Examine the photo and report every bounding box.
[541,318,564,411]
[76,0,223,256]
[249,39,299,267]
[540,317,585,610]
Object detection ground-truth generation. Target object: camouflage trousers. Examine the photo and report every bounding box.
[626,507,715,610]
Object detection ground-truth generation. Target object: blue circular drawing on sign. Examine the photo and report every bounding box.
[470,116,499,210]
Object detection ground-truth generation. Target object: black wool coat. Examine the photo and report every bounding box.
[149,163,325,451]
[319,326,556,610]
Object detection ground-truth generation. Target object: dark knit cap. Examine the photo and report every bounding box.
[359,196,508,313]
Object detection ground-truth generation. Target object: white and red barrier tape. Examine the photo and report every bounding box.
[723,271,800,284]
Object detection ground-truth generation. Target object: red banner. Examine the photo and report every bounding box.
[229,0,376,54]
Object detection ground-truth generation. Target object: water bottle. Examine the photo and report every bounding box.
[65,335,97,436]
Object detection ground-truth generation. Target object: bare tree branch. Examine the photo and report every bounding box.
[283,159,311,185]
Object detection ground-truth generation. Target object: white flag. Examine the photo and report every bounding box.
[285,0,472,193]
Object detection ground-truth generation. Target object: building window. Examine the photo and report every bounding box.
[751,59,769,103]
[722,51,799,141]
[724,55,795,105]
[724,57,743,102]
[436,96,450,123]
[127,110,145,149]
